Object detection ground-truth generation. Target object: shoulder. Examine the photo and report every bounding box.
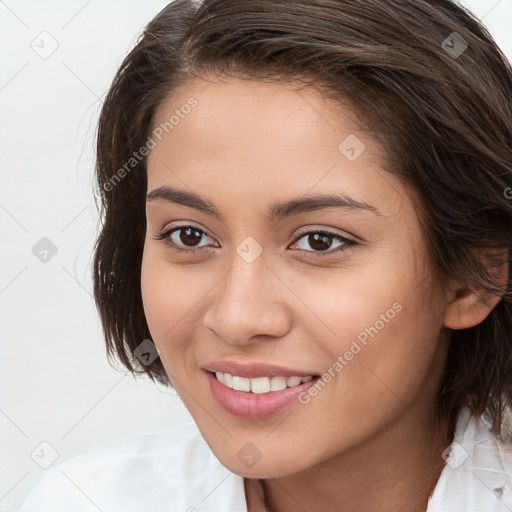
[428,405,512,512]
[20,421,247,512]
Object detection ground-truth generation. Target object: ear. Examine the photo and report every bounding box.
[444,249,509,330]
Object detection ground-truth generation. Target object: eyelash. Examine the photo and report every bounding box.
[153,224,356,257]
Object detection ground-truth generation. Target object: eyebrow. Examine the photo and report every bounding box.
[146,185,381,221]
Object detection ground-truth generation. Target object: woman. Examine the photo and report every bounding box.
[21,0,512,510]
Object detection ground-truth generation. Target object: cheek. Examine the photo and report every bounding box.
[311,245,445,399]
[141,247,169,337]
[140,245,200,362]
[326,276,446,425]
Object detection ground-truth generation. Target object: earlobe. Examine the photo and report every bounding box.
[444,254,509,330]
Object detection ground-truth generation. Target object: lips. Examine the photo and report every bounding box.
[202,361,320,419]
[203,360,318,378]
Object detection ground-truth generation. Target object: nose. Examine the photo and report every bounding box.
[202,249,292,346]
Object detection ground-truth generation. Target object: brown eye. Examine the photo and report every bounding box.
[305,233,333,251]
[290,230,356,257]
[174,227,204,247]
[154,224,217,252]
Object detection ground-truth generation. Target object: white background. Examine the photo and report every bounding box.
[1,1,511,510]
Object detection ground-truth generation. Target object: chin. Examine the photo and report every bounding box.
[207,438,310,479]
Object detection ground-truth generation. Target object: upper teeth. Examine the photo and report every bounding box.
[215,372,313,393]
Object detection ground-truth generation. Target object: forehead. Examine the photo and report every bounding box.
[150,78,381,171]
[151,76,367,148]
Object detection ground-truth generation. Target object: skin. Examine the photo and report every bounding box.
[141,75,504,512]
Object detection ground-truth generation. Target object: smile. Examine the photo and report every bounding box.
[204,369,320,419]
[213,371,314,394]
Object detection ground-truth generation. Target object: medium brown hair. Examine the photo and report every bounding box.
[93,0,512,436]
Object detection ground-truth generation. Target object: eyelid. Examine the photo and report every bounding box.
[292,225,356,242]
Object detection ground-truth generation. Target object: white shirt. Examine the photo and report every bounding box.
[20,406,512,511]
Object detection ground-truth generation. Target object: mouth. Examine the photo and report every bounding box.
[203,368,321,419]
[208,370,319,394]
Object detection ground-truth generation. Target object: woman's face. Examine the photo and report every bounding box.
[141,76,451,477]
